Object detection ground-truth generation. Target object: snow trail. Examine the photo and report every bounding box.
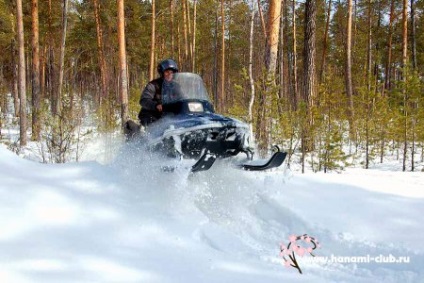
[110,144,423,281]
[1,144,424,282]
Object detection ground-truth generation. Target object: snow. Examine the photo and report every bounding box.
[1,142,423,283]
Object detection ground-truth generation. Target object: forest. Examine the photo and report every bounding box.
[0,0,423,172]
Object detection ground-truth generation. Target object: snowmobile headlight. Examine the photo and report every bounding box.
[188,102,204,112]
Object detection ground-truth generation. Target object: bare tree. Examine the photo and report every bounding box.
[117,0,129,127]
[16,0,27,146]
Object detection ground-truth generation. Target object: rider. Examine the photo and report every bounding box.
[138,59,179,127]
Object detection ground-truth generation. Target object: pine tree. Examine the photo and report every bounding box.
[16,0,27,146]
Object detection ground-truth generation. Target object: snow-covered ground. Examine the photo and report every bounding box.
[1,140,423,283]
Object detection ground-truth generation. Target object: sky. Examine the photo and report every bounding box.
[1,142,423,283]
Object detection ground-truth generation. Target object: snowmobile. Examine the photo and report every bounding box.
[125,72,286,173]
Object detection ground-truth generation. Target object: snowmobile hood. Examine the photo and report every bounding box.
[147,112,249,145]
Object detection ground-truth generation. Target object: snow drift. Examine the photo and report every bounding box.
[1,144,423,283]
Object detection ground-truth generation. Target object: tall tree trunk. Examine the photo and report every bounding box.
[366,0,372,92]
[410,0,416,171]
[278,0,285,114]
[213,10,218,108]
[187,0,193,67]
[48,0,56,115]
[93,0,108,102]
[219,0,225,113]
[177,24,182,67]
[17,0,27,146]
[117,0,129,127]
[291,0,298,109]
[26,46,31,95]
[182,0,189,68]
[31,0,41,141]
[192,0,197,71]
[319,0,332,83]
[11,41,19,117]
[257,0,267,38]
[226,0,232,105]
[256,0,281,155]
[0,67,5,119]
[265,0,281,79]
[401,0,408,171]
[284,3,292,104]
[149,0,156,80]
[345,0,355,139]
[374,0,382,90]
[365,0,372,169]
[303,0,316,106]
[170,0,175,57]
[248,4,255,130]
[384,0,395,94]
[301,0,317,171]
[40,42,47,106]
[410,0,417,69]
[57,0,69,115]
[380,0,393,163]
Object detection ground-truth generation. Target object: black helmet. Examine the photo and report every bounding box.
[157,59,179,76]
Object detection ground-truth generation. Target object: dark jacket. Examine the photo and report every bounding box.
[138,78,163,126]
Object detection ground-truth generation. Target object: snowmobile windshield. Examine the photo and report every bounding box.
[162,73,210,105]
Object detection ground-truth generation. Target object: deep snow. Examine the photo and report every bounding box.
[1,142,423,283]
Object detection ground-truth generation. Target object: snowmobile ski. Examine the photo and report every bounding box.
[191,152,217,173]
[239,151,287,171]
